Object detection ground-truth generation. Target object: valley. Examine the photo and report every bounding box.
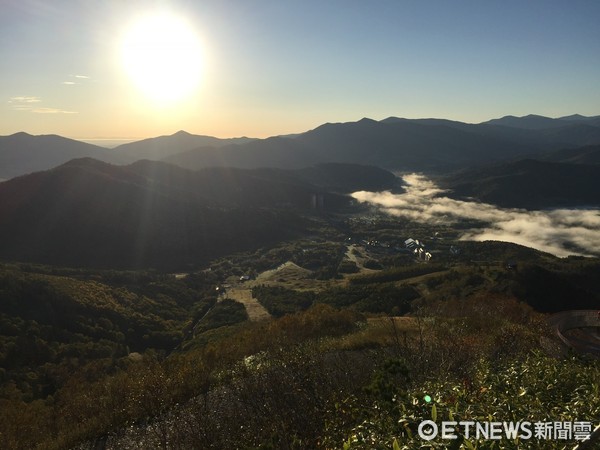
[0,115,599,449]
[2,193,598,448]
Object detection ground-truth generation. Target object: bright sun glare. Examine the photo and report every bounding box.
[121,13,203,104]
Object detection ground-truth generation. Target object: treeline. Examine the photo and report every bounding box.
[252,285,315,317]
[192,299,248,333]
[413,260,600,313]
[0,304,363,449]
[0,264,220,403]
[319,284,419,315]
[349,263,447,285]
[252,283,420,316]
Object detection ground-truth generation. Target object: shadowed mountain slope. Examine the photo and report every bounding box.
[0,159,373,269]
[541,144,600,165]
[442,159,600,209]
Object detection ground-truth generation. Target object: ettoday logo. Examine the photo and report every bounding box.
[417,420,593,442]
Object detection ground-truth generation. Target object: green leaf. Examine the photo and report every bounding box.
[431,404,437,421]
[343,436,352,450]
[393,438,401,450]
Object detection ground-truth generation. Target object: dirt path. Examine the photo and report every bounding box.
[225,287,271,322]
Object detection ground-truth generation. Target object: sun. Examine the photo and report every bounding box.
[121,13,203,104]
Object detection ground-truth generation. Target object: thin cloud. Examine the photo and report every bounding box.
[352,174,600,257]
[61,74,91,85]
[8,96,77,114]
[31,107,78,114]
[8,96,41,104]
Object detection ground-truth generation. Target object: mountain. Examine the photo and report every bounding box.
[0,132,124,179]
[386,115,600,148]
[164,135,319,170]
[0,130,256,180]
[558,114,600,127]
[4,114,600,179]
[0,159,390,269]
[233,163,399,196]
[541,144,600,165]
[380,116,476,131]
[473,115,600,151]
[165,118,549,172]
[483,114,574,130]
[292,163,399,192]
[483,113,600,131]
[166,116,600,173]
[114,130,256,161]
[442,159,600,209]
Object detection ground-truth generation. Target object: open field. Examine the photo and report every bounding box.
[224,287,271,321]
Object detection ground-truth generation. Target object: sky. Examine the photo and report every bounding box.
[353,174,600,258]
[1,0,600,140]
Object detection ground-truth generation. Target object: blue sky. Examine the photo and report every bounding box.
[1,0,599,139]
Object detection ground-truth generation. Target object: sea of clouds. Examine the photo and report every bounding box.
[352,174,600,257]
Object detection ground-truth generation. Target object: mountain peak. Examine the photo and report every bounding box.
[173,130,192,137]
[357,117,377,124]
[558,114,600,122]
[56,157,114,171]
[560,114,586,120]
[9,131,33,138]
[380,116,405,123]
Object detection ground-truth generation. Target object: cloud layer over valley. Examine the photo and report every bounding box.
[352,174,600,257]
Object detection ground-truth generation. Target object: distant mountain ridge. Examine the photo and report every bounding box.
[382,115,600,150]
[484,114,573,130]
[483,113,600,130]
[164,116,600,172]
[3,113,600,179]
[558,113,600,122]
[113,130,256,161]
[164,118,529,172]
[0,132,123,179]
[0,130,257,180]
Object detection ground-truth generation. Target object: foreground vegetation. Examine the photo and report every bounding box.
[1,294,598,448]
[1,230,599,449]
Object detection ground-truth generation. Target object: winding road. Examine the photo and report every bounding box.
[548,310,600,358]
